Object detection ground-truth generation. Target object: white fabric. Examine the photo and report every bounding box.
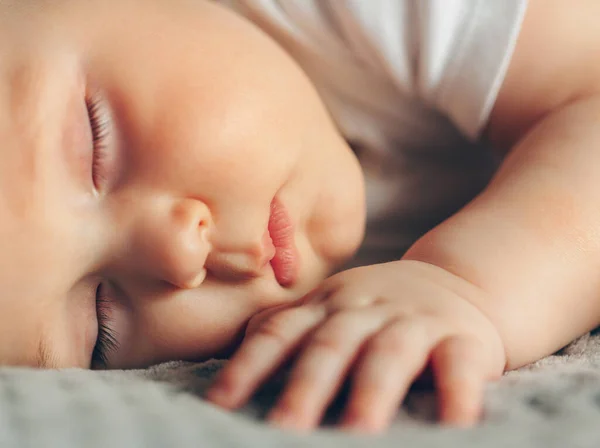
[224,0,528,265]
[2,332,600,447]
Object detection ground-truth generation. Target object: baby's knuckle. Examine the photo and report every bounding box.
[310,332,346,354]
[327,294,375,313]
[370,332,411,353]
[371,321,423,353]
[312,311,372,346]
[444,335,483,358]
[324,311,363,332]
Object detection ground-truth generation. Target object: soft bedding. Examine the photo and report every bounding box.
[1,331,600,447]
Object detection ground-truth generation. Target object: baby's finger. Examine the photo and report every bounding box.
[206,305,326,409]
[268,310,385,430]
[431,336,487,426]
[340,319,434,433]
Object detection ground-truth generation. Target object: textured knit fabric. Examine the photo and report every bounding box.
[1,331,600,447]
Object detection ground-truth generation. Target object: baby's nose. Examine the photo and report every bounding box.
[137,198,212,289]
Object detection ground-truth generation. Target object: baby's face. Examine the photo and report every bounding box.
[0,0,365,369]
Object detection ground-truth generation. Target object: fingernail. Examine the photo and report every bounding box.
[205,384,234,407]
[340,420,367,432]
[204,387,225,403]
[340,416,381,434]
[269,409,297,429]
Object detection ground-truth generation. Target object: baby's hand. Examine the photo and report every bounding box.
[206,260,506,433]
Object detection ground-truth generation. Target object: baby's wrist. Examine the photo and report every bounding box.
[395,259,508,373]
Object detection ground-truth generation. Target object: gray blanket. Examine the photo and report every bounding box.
[2,331,600,447]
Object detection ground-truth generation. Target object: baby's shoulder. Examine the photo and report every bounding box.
[489,0,600,150]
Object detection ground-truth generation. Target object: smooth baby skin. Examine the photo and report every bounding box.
[0,0,364,369]
[207,0,600,432]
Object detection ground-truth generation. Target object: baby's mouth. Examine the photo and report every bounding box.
[267,197,299,287]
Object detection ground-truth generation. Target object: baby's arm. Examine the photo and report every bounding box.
[407,0,600,369]
[408,97,600,368]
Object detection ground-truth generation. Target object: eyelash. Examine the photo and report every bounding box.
[85,95,111,191]
[91,285,119,369]
[85,94,117,368]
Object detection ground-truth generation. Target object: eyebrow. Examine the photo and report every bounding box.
[36,336,60,369]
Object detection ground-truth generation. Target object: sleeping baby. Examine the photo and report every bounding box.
[1,0,600,434]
